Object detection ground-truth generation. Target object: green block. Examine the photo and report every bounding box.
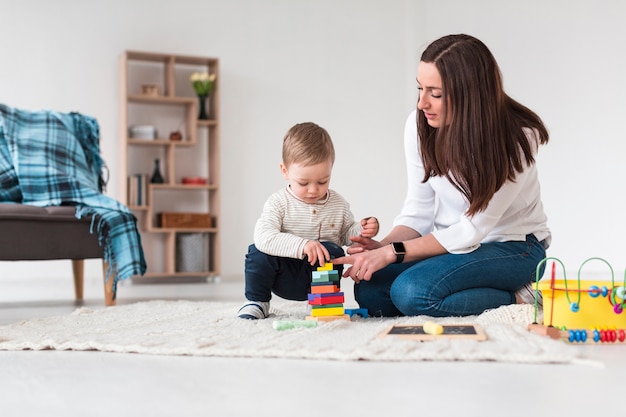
[272,320,318,331]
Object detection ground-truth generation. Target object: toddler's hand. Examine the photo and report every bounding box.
[303,240,331,266]
[360,217,379,238]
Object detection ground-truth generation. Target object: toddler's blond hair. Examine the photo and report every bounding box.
[282,122,335,168]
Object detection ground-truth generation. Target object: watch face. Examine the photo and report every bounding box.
[392,242,405,254]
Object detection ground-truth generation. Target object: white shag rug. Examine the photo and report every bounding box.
[0,300,589,364]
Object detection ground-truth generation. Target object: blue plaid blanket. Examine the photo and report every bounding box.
[0,104,146,295]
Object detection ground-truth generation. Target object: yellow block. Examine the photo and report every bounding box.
[538,279,626,329]
[317,262,334,271]
[311,306,344,316]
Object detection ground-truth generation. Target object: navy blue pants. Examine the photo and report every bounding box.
[244,242,345,302]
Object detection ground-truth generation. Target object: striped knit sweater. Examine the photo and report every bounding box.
[254,187,363,259]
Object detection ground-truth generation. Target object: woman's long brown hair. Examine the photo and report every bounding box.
[417,34,549,216]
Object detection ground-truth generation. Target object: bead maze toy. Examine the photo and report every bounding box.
[528,257,626,344]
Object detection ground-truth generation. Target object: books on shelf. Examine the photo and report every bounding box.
[127,174,148,207]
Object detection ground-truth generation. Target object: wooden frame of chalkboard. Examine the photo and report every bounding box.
[378,324,487,341]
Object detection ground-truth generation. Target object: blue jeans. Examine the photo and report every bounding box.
[244,242,345,302]
[354,234,547,317]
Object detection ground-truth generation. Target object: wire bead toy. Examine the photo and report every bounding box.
[530,257,626,343]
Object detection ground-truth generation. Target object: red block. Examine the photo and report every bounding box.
[308,293,345,305]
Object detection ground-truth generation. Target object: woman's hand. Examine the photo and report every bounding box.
[333,232,446,283]
[345,235,382,255]
[332,244,394,283]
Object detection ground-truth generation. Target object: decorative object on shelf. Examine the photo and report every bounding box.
[141,84,160,96]
[197,95,209,120]
[150,158,164,184]
[127,174,147,206]
[181,176,207,185]
[190,72,216,120]
[158,212,213,228]
[129,125,156,140]
[176,233,210,272]
[169,131,182,141]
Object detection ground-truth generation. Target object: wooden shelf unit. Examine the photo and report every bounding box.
[118,51,220,280]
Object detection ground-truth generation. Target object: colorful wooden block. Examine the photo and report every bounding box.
[308,293,345,305]
[325,270,339,281]
[317,263,334,271]
[310,284,339,294]
[311,303,343,310]
[311,271,328,282]
[308,296,344,305]
[312,270,340,283]
[307,263,345,319]
[344,308,368,318]
[311,306,344,316]
[309,293,345,306]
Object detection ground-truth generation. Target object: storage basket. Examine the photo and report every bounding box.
[176,233,209,272]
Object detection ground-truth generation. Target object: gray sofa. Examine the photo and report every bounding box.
[0,203,114,305]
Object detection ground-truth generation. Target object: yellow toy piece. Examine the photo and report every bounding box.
[311,306,344,316]
[423,321,444,335]
[317,262,334,271]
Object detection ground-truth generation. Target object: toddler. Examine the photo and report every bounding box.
[238,122,379,319]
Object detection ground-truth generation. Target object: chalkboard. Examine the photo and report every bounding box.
[379,324,487,341]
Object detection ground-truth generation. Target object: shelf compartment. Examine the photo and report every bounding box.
[128,95,195,105]
[150,184,218,191]
[128,139,197,146]
[130,271,218,282]
[147,227,218,233]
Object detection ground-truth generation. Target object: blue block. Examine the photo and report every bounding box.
[344,308,368,318]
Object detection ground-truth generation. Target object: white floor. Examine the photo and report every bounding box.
[1,271,624,417]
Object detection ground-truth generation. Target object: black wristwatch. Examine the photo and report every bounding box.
[391,242,406,264]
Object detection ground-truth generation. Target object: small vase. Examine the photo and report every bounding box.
[197,94,209,120]
[150,158,164,184]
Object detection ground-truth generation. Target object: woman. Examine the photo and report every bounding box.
[333,34,551,317]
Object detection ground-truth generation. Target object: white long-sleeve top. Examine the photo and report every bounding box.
[254,186,364,259]
[393,110,551,254]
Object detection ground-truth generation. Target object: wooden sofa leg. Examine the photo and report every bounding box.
[103,261,116,307]
[71,259,84,301]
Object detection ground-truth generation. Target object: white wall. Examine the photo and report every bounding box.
[1,0,624,285]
